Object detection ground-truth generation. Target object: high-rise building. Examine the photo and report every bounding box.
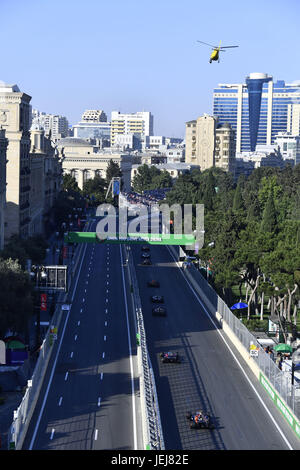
[213,74,300,153]
[110,111,153,146]
[0,127,8,249]
[31,109,69,141]
[275,132,300,166]
[0,81,32,239]
[72,109,110,142]
[81,109,107,122]
[185,114,235,172]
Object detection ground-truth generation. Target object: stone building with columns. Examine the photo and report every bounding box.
[56,137,132,191]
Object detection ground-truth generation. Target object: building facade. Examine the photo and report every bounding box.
[0,127,8,249]
[0,82,32,240]
[213,74,300,153]
[110,111,153,146]
[185,114,235,172]
[31,109,69,141]
[72,109,110,142]
[29,127,62,235]
[275,132,300,166]
[57,137,132,191]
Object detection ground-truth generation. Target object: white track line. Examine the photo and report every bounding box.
[167,246,294,450]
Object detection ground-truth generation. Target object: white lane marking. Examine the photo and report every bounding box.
[84,288,87,293]
[94,429,98,440]
[104,335,106,341]
[86,280,88,284]
[98,397,101,407]
[29,219,91,450]
[105,321,107,326]
[106,289,109,293]
[105,309,108,314]
[100,372,103,380]
[77,321,80,326]
[106,298,108,303]
[82,298,85,303]
[119,245,138,450]
[50,429,55,440]
[106,281,109,285]
[80,308,83,313]
[58,397,63,406]
[102,352,105,359]
[70,351,73,358]
[107,274,109,278]
[167,246,294,450]
[64,372,68,381]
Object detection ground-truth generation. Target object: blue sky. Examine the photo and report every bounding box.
[1,0,299,137]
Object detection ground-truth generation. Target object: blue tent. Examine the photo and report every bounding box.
[231,302,248,310]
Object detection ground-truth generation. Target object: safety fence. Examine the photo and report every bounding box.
[171,246,300,437]
[7,224,89,450]
[126,246,165,450]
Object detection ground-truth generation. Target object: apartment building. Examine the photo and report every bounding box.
[185,114,235,172]
[110,111,153,146]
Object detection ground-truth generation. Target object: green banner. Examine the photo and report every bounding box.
[65,232,196,245]
[260,372,300,438]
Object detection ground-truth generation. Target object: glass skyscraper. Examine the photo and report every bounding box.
[213,73,300,152]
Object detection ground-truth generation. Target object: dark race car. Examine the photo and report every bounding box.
[141,245,150,251]
[160,352,180,363]
[152,306,166,316]
[186,410,214,429]
[147,280,160,288]
[151,295,164,303]
[142,258,152,265]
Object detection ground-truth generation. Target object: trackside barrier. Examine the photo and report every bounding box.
[7,222,91,450]
[126,246,165,450]
[168,245,300,439]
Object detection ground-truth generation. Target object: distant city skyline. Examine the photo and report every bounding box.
[1,0,300,138]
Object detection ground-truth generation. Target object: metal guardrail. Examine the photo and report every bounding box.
[179,255,300,424]
[126,246,165,450]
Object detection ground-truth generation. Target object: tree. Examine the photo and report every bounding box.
[62,174,81,193]
[260,192,277,233]
[202,170,216,211]
[82,175,106,206]
[0,258,33,338]
[106,160,123,186]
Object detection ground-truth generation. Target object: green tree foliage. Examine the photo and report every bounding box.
[0,258,33,337]
[132,165,173,193]
[62,174,81,193]
[106,160,123,186]
[162,163,300,322]
[1,235,49,268]
[82,174,106,206]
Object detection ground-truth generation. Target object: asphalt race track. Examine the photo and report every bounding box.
[131,244,300,450]
[23,240,142,450]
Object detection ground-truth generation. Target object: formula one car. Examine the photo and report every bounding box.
[186,410,214,429]
[147,280,160,288]
[141,245,150,251]
[142,258,152,265]
[152,306,167,316]
[160,352,180,363]
[150,295,164,303]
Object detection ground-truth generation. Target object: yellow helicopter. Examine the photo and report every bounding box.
[197,40,239,63]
